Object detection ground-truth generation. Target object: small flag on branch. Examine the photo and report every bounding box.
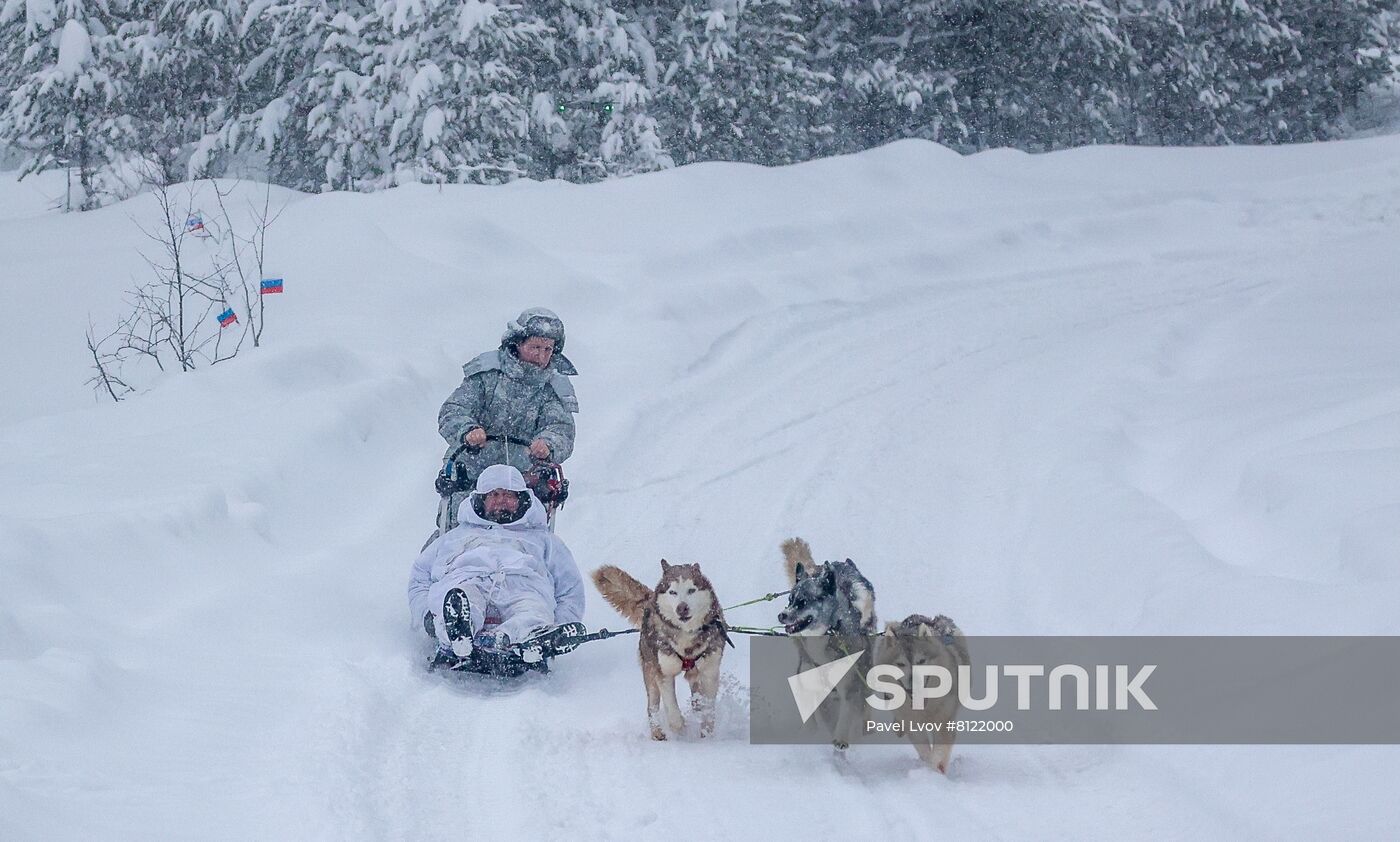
[260,278,284,295]
[217,307,237,328]
[185,213,208,236]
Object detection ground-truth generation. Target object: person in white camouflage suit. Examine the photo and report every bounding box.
[410,464,586,661]
[435,308,578,532]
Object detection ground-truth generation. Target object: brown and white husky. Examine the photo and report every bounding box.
[876,614,970,774]
[592,560,731,740]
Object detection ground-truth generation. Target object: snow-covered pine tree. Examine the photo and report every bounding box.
[1088,1,1219,145]
[1111,0,1177,144]
[304,9,380,190]
[1271,0,1397,141]
[662,0,833,166]
[0,0,31,109]
[1383,6,1400,107]
[371,0,549,186]
[1050,0,1138,147]
[546,0,672,180]
[1130,0,1295,145]
[518,89,572,180]
[662,0,739,165]
[1203,0,1306,143]
[260,0,342,191]
[174,0,280,181]
[0,0,133,208]
[115,0,249,182]
[749,0,835,164]
[957,0,1132,150]
[201,0,292,181]
[814,0,968,155]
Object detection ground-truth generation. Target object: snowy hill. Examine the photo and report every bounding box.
[3,137,1400,839]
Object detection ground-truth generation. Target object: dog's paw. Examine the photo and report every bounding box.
[650,728,667,741]
[832,739,849,751]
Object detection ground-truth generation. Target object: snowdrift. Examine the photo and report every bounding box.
[3,136,1400,838]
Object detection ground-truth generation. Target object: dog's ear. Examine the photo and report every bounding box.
[915,623,936,638]
[794,562,808,580]
[660,558,671,572]
[883,622,900,638]
[819,565,836,593]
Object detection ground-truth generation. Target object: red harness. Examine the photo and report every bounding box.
[669,619,729,672]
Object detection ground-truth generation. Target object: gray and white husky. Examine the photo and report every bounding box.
[778,538,876,637]
[777,538,877,749]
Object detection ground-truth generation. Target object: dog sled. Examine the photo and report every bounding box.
[428,623,635,680]
[429,640,552,679]
[426,589,785,682]
[421,461,798,684]
[423,440,578,680]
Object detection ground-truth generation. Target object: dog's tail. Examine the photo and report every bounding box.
[591,565,652,627]
[781,537,815,585]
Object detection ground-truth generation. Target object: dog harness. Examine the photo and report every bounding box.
[654,611,722,673]
[671,619,736,671]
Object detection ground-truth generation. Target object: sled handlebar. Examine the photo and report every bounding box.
[449,434,537,461]
[437,440,567,504]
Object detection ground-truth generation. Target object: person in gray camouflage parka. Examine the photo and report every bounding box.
[435,307,578,531]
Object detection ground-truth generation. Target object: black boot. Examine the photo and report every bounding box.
[442,589,474,658]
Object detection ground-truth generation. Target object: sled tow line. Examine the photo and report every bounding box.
[722,590,791,612]
[565,627,640,648]
[723,623,787,637]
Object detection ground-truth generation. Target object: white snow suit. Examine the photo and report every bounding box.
[408,467,585,647]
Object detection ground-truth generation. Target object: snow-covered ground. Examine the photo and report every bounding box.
[3,137,1400,839]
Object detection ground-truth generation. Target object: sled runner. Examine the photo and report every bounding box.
[428,620,591,679]
[428,623,634,680]
[430,644,550,679]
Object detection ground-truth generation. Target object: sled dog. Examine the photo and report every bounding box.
[593,560,730,740]
[778,538,876,637]
[876,614,970,774]
[778,538,878,749]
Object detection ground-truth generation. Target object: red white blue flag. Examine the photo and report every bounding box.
[217,307,237,328]
[186,213,206,235]
[260,278,284,295]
